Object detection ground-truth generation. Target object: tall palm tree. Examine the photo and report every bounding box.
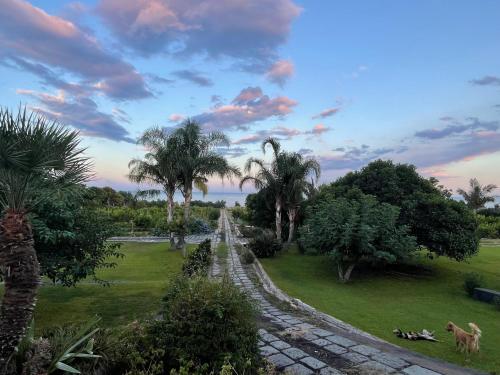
[129,127,180,246]
[171,120,240,253]
[457,178,497,211]
[240,138,287,242]
[282,153,320,242]
[0,108,91,368]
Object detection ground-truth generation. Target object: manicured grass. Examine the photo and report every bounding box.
[260,245,500,373]
[1,242,193,332]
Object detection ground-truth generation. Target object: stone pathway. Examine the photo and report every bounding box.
[213,210,482,375]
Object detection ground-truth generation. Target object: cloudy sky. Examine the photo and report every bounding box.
[1,0,499,194]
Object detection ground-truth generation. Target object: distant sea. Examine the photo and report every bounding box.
[174,193,500,208]
[173,191,248,207]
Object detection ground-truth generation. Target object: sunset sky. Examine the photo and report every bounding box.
[1,0,499,194]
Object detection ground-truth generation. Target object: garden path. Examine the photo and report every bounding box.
[212,210,482,375]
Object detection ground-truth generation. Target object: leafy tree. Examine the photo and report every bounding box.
[129,127,181,246]
[244,189,275,229]
[457,178,497,211]
[32,189,122,286]
[299,193,416,282]
[323,160,479,261]
[0,108,91,367]
[171,120,240,252]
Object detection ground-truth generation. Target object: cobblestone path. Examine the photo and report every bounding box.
[211,210,482,375]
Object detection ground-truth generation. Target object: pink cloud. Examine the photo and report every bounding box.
[97,0,302,69]
[193,86,298,131]
[168,113,185,123]
[233,126,301,145]
[312,107,340,119]
[266,60,294,87]
[0,0,151,100]
[307,123,331,136]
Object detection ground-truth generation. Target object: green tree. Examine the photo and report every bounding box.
[457,178,497,211]
[32,189,122,286]
[299,193,416,282]
[323,160,479,261]
[129,127,181,246]
[282,152,320,242]
[240,138,287,241]
[0,108,91,367]
[171,120,240,253]
[244,189,275,229]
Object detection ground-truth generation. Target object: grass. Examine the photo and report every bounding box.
[1,242,194,332]
[260,245,500,374]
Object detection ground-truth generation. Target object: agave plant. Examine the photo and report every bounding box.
[47,317,102,374]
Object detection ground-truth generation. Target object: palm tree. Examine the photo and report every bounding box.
[171,120,240,253]
[282,153,320,242]
[240,138,287,242]
[129,127,180,246]
[457,178,497,211]
[0,108,91,368]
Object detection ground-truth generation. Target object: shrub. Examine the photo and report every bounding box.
[248,229,282,258]
[188,217,213,234]
[158,276,259,373]
[493,296,500,311]
[239,225,261,238]
[463,272,484,297]
[86,321,164,375]
[299,193,416,282]
[241,248,255,264]
[182,239,212,277]
[477,214,500,239]
[208,208,220,221]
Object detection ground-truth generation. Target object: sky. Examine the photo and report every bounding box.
[1,0,499,195]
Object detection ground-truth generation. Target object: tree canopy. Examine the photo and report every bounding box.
[318,160,479,261]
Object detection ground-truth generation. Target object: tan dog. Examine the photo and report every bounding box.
[446,322,481,354]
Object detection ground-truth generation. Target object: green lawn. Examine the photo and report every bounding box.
[260,245,500,374]
[2,242,192,332]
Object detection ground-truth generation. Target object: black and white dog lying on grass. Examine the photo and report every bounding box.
[393,328,438,342]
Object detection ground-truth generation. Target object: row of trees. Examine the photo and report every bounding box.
[244,156,496,281]
[128,121,239,251]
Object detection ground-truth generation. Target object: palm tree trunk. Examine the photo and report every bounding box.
[178,186,192,256]
[166,190,175,248]
[287,207,298,243]
[275,197,282,242]
[0,210,40,370]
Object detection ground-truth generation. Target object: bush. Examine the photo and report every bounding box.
[158,276,259,373]
[463,272,484,297]
[182,239,212,277]
[188,217,213,234]
[239,225,261,238]
[241,248,255,264]
[248,229,282,258]
[477,214,500,239]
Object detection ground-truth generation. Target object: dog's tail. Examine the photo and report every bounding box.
[468,322,481,338]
